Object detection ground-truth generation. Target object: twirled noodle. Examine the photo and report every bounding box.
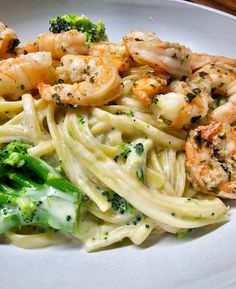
[27,140,55,157]
[60,111,226,229]
[22,94,44,144]
[0,88,229,251]
[91,108,184,150]
[5,230,67,249]
[47,103,111,212]
[0,97,23,112]
[4,98,48,125]
[74,213,157,252]
[0,125,29,144]
[0,27,232,251]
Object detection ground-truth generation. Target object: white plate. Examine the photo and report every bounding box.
[0,1,236,288]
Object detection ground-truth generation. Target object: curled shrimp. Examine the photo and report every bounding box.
[0,52,56,100]
[123,64,168,105]
[155,63,236,128]
[132,76,167,105]
[37,30,88,60]
[0,22,19,58]
[191,53,236,71]
[38,55,122,106]
[16,41,39,56]
[205,65,236,124]
[186,122,236,199]
[89,42,130,73]
[123,31,192,79]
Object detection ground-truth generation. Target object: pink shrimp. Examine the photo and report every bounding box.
[37,30,88,60]
[38,54,122,106]
[0,52,56,100]
[186,122,236,199]
[123,31,192,79]
[0,21,19,59]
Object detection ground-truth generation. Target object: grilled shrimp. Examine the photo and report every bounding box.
[206,65,236,124]
[89,42,130,73]
[0,52,56,100]
[132,76,167,105]
[38,55,122,106]
[0,22,19,58]
[37,30,88,60]
[186,122,236,199]
[155,63,236,128]
[191,53,236,71]
[16,41,39,56]
[123,31,192,78]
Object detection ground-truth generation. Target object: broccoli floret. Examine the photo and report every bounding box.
[0,140,83,234]
[134,143,144,156]
[49,17,72,33]
[49,14,108,45]
[110,194,130,214]
[114,144,132,162]
[101,190,133,215]
[0,140,30,167]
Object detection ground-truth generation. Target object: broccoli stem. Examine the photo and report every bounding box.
[0,179,81,233]
[7,170,41,190]
[0,141,85,234]
[0,191,17,206]
[19,154,83,196]
[0,183,22,233]
[0,182,19,196]
[0,182,19,207]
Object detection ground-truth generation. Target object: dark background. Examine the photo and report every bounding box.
[187,0,236,15]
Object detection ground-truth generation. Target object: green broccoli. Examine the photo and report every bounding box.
[134,143,144,156]
[49,14,108,45]
[100,189,133,215]
[176,228,192,239]
[0,140,83,234]
[114,144,132,162]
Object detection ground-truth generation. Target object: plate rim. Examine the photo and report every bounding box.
[168,0,236,20]
[1,2,236,289]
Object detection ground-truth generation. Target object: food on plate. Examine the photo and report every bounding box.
[37,30,89,59]
[0,13,234,252]
[38,54,122,106]
[133,75,167,105]
[89,42,130,73]
[153,63,236,128]
[191,53,236,71]
[186,122,236,199]
[0,21,19,59]
[49,14,107,45]
[0,52,56,100]
[0,140,82,234]
[124,31,192,78]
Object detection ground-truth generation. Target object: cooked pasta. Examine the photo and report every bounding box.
[0,14,234,252]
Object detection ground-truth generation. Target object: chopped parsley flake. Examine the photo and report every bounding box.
[176,229,192,240]
[134,143,144,156]
[115,110,134,117]
[78,115,85,124]
[186,92,196,102]
[152,95,159,104]
[136,167,144,183]
[159,115,172,126]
